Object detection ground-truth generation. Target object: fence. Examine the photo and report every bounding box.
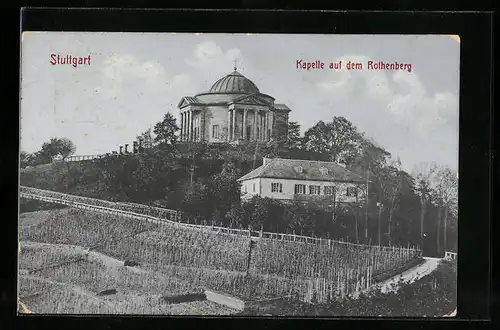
[19,186,421,254]
[64,155,104,162]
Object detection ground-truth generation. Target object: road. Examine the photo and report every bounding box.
[375,257,441,294]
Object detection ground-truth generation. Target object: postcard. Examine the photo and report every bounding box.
[19,32,459,316]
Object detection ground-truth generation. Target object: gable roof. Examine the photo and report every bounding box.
[229,93,273,106]
[177,96,201,109]
[237,158,367,183]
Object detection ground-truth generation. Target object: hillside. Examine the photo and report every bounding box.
[18,241,237,315]
[18,205,423,311]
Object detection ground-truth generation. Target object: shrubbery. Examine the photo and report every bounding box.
[20,116,458,255]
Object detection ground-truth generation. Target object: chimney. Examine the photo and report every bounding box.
[125,144,129,153]
[119,146,123,154]
[133,141,138,154]
[263,157,270,166]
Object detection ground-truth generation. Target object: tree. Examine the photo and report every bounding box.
[53,137,76,160]
[35,137,76,164]
[266,119,289,158]
[226,203,247,229]
[303,117,363,165]
[183,140,209,184]
[430,165,458,254]
[180,180,209,220]
[153,112,179,145]
[413,162,437,252]
[285,121,302,150]
[378,157,405,245]
[20,151,34,168]
[137,128,154,149]
[207,162,242,220]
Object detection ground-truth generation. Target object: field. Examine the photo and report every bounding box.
[18,241,236,315]
[18,206,422,314]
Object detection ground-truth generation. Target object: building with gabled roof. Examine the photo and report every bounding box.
[177,67,290,144]
[237,157,369,206]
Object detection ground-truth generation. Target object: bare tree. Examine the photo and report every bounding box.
[430,165,458,254]
[381,157,404,246]
[413,162,437,252]
[137,128,155,149]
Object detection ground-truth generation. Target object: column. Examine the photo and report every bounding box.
[242,109,248,141]
[264,111,268,141]
[185,111,188,141]
[269,111,274,139]
[181,112,185,141]
[190,111,194,141]
[184,112,188,141]
[259,113,266,141]
[186,110,191,141]
[232,109,236,142]
[227,110,231,142]
[253,109,258,141]
[183,111,186,141]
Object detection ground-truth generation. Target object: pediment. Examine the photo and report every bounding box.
[231,94,272,106]
[177,96,200,109]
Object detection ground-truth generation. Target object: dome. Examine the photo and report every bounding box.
[208,70,260,94]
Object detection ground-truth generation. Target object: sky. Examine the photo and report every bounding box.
[20,32,459,173]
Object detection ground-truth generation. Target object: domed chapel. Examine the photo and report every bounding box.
[177,67,291,143]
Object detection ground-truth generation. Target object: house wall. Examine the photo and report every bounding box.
[240,178,261,199]
[258,178,365,203]
[272,111,289,138]
[203,106,230,142]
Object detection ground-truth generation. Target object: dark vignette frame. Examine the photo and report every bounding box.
[4,7,493,330]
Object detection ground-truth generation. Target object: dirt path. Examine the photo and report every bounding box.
[374,257,441,294]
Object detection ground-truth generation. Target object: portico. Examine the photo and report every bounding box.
[226,106,273,143]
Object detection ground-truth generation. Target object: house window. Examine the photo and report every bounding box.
[244,185,247,193]
[253,183,256,192]
[346,187,358,197]
[309,185,321,195]
[319,167,328,175]
[324,186,335,195]
[294,184,306,194]
[271,183,283,193]
[212,125,219,138]
[294,166,303,173]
